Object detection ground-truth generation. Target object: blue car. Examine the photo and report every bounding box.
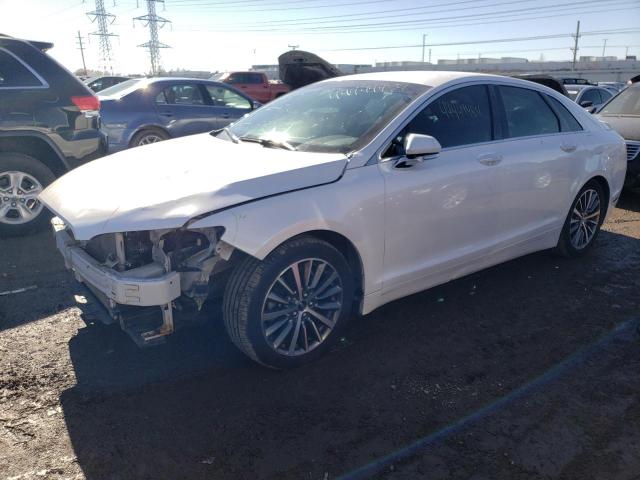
[97,77,258,152]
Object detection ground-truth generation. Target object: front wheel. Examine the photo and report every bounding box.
[223,236,355,369]
[555,180,606,257]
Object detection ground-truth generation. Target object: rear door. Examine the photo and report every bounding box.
[489,84,585,243]
[203,84,252,128]
[154,82,219,137]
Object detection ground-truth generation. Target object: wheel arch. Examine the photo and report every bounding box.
[128,124,171,147]
[0,132,68,177]
[588,174,610,217]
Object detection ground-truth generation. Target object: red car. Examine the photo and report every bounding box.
[216,71,289,103]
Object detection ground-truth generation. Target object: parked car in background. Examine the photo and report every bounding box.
[597,83,640,187]
[85,75,131,93]
[598,81,626,93]
[98,77,257,152]
[566,84,614,111]
[41,72,626,368]
[562,78,593,85]
[214,71,289,103]
[0,34,103,236]
[512,74,570,97]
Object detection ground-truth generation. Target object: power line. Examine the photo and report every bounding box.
[179,0,635,32]
[169,0,389,12]
[134,0,171,75]
[323,28,640,52]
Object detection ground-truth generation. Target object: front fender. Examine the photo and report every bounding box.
[188,165,385,296]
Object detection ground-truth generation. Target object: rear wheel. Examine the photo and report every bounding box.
[223,236,355,369]
[555,180,606,257]
[0,153,55,237]
[131,128,169,148]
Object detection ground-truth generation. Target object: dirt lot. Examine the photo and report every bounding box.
[1,191,639,480]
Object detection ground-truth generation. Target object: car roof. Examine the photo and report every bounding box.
[321,70,569,92]
[0,34,53,51]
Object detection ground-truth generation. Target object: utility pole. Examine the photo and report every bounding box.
[428,48,432,64]
[421,34,427,63]
[601,38,608,57]
[87,0,118,74]
[287,44,299,51]
[625,46,629,58]
[134,0,171,76]
[76,31,88,76]
[571,20,580,71]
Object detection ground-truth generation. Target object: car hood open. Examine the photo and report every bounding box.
[40,133,348,240]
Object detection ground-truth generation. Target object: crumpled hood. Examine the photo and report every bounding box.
[40,133,348,240]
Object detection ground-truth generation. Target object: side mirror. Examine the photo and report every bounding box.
[404,133,441,159]
[252,101,262,110]
[579,100,594,108]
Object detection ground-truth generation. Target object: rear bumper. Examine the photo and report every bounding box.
[52,218,181,307]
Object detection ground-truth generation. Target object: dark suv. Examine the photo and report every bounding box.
[0,34,104,236]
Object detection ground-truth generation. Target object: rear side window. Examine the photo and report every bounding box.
[580,89,601,105]
[0,49,44,88]
[600,89,613,102]
[403,85,493,148]
[247,73,264,84]
[545,95,583,132]
[499,86,559,138]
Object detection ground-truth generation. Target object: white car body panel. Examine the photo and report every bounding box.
[39,133,348,240]
[41,72,627,318]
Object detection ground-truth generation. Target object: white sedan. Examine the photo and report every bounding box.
[40,71,627,368]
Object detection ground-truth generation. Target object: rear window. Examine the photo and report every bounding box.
[97,78,142,98]
[0,48,44,88]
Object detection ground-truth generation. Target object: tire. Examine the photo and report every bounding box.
[0,152,56,237]
[223,236,355,369]
[555,180,606,258]
[130,128,169,148]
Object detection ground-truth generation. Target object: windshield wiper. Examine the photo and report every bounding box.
[239,136,296,151]
[223,127,239,144]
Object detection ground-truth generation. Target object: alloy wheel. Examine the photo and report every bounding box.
[261,258,343,356]
[138,134,164,145]
[569,188,600,249]
[0,171,44,225]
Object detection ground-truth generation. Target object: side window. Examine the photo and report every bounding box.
[402,85,493,149]
[155,90,167,104]
[206,85,251,109]
[499,86,559,138]
[600,89,613,102]
[248,73,263,84]
[0,49,44,88]
[581,89,601,105]
[545,95,583,132]
[158,84,204,105]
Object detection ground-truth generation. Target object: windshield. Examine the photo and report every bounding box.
[97,78,143,98]
[223,79,429,154]
[600,87,640,115]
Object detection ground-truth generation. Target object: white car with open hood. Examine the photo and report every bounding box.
[40,71,626,368]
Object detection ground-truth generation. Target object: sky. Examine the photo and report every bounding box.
[1,0,639,75]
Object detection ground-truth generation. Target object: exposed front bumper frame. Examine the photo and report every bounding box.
[53,220,181,307]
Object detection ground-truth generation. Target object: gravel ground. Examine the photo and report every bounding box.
[0,190,639,480]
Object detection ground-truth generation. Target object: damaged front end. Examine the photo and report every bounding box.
[53,218,235,345]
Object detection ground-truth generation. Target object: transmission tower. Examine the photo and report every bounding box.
[134,0,171,75]
[87,0,118,74]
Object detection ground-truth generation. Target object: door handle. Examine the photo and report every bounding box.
[561,143,577,153]
[221,113,230,118]
[159,111,173,117]
[477,153,502,166]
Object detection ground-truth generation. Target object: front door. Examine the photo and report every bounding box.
[204,85,253,128]
[380,84,504,298]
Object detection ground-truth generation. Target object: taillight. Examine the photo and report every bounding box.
[71,95,100,112]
